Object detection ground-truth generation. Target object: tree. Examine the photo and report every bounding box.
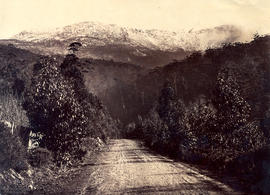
[213,69,251,133]
[188,69,267,163]
[24,57,88,163]
[141,82,193,156]
[158,83,189,141]
[60,51,117,140]
[68,42,82,54]
[157,81,176,122]
[142,107,169,149]
[24,53,119,164]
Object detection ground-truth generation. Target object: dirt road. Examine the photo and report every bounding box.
[65,139,242,195]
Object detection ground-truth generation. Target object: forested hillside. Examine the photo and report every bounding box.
[1,35,269,127]
[82,35,270,126]
[126,35,270,124]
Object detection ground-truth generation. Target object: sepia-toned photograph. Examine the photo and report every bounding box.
[0,0,270,194]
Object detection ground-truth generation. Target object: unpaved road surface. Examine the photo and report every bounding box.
[65,139,243,195]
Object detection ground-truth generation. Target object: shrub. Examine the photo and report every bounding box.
[0,90,30,154]
[125,122,136,138]
[0,123,28,172]
[142,108,169,149]
[140,83,194,157]
[0,90,29,129]
[28,147,53,168]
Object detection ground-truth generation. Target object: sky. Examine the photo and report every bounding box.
[0,0,269,38]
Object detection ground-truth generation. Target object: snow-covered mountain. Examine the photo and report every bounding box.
[13,21,247,51]
[2,21,251,67]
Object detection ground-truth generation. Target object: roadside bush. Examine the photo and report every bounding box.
[0,90,29,130]
[28,147,53,168]
[142,108,169,150]
[0,123,28,172]
[141,83,195,157]
[0,90,29,172]
[125,122,136,138]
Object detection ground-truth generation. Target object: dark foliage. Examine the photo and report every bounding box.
[126,35,270,128]
[0,123,28,172]
[16,126,31,148]
[12,78,25,96]
[135,69,267,166]
[212,69,251,133]
[28,147,53,168]
[24,55,118,164]
[134,82,196,157]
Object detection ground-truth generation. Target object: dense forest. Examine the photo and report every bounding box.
[0,34,270,193]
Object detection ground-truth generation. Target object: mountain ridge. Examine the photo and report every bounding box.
[0,21,253,68]
[12,21,249,51]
